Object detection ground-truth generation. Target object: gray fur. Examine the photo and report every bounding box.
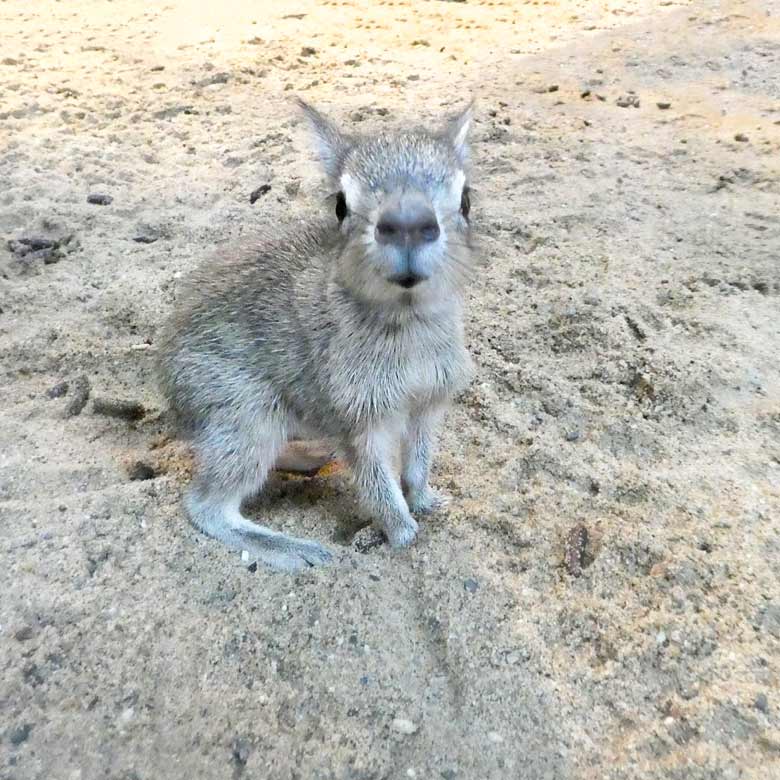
[157,100,476,571]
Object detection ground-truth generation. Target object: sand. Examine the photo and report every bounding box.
[1,1,779,778]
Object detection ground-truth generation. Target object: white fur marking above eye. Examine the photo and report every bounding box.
[450,170,466,202]
[432,170,465,213]
[340,173,363,211]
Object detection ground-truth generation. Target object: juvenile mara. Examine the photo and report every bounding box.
[158,100,476,571]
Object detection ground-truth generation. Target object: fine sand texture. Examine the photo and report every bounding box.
[1,1,779,778]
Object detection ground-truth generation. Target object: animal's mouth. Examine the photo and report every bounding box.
[394,273,423,289]
[388,271,428,289]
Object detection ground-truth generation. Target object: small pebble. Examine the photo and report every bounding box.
[9,724,32,745]
[392,718,419,735]
[250,184,272,204]
[734,133,748,142]
[46,381,69,399]
[232,737,251,766]
[616,95,640,108]
[18,237,55,251]
[92,397,146,421]
[14,625,33,642]
[300,46,317,57]
[563,524,588,576]
[463,578,479,593]
[754,693,769,713]
[87,193,113,205]
[65,375,91,417]
[657,101,671,109]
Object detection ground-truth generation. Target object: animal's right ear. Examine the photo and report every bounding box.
[444,101,474,164]
[297,99,351,180]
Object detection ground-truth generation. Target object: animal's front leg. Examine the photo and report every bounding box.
[345,427,418,548]
[401,404,448,515]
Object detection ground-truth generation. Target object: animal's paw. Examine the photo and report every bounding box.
[242,536,333,572]
[407,487,450,516]
[385,515,419,549]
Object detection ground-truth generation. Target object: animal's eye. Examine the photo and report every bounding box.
[335,191,348,223]
[460,186,471,219]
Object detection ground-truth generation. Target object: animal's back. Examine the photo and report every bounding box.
[157,219,339,430]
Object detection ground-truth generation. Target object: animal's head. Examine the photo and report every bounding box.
[298,99,474,308]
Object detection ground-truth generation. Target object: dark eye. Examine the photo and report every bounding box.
[335,191,348,223]
[460,186,471,219]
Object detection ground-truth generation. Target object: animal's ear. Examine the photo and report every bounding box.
[444,101,474,164]
[297,99,351,180]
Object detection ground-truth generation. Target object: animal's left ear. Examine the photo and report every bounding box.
[297,98,352,181]
[444,101,474,164]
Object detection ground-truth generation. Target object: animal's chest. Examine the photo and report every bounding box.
[325,323,468,424]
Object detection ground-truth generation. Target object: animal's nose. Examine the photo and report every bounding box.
[375,203,440,248]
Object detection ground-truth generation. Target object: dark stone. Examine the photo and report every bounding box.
[18,237,55,251]
[64,375,90,417]
[14,625,33,641]
[132,235,158,244]
[754,693,769,713]
[616,95,640,108]
[195,72,230,87]
[92,397,146,421]
[231,737,251,767]
[9,723,32,746]
[463,578,479,593]
[657,101,671,109]
[249,184,272,204]
[300,46,317,57]
[734,133,748,142]
[153,105,196,119]
[563,524,589,577]
[128,461,157,481]
[247,561,258,573]
[8,234,76,265]
[41,248,61,264]
[46,381,69,399]
[87,193,113,205]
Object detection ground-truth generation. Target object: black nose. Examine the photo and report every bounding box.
[375,204,440,248]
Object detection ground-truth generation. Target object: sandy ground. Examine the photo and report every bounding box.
[1,0,780,778]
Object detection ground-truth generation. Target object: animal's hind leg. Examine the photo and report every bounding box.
[184,412,332,571]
